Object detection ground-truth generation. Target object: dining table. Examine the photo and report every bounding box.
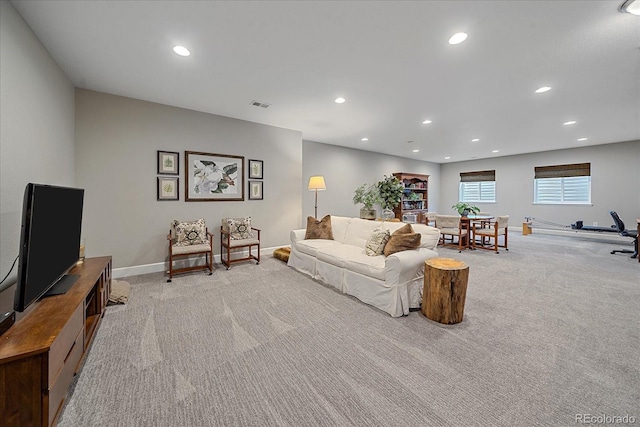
[459,214,494,249]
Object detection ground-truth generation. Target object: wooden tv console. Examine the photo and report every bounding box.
[0,256,112,427]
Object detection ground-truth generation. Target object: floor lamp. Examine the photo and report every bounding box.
[308,176,326,219]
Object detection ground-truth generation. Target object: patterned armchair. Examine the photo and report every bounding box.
[220,217,261,269]
[167,218,214,282]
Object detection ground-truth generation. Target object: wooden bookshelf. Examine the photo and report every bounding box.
[393,172,429,223]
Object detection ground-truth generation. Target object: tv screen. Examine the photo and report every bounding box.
[14,183,84,312]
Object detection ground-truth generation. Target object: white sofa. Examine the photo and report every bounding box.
[287,216,441,317]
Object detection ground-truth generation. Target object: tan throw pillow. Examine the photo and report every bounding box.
[394,223,414,235]
[173,218,207,246]
[365,228,391,256]
[304,215,334,240]
[383,223,421,256]
[226,217,252,240]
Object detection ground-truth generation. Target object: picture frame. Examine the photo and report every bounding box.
[157,177,179,201]
[248,180,263,200]
[248,159,263,179]
[158,150,179,175]
[185,151,244,201]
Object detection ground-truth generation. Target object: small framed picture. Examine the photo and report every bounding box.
[157,177,179,201]
[248,180,263,200]
[248,159,263,179]
[158,151,179,175]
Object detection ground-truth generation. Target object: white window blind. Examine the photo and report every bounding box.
[459,181,496,203]
[533,163,591,204]
[459,170,496,203]
[534,176,591,204]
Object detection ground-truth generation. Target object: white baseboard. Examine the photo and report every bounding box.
[512,226,631,244]
[112,245,289,279]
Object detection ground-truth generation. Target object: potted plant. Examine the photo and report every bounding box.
[407,192,421,201]
[353,183,380,219]
[452,202,480,217]
[377,175,404,219]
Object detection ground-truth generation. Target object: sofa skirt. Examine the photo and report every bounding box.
[343,269,421,317]
[288,247,422,317]
[287,248,316,278]
[316,260,345,292]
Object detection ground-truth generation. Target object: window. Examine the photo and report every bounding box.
[459,170,496,203]
[534,163,591,204]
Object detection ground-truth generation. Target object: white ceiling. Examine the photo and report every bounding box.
[10,0,640,164]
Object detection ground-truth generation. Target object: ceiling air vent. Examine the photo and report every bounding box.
[251,100,271,109]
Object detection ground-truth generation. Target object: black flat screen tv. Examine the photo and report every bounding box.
[14,183,84,312]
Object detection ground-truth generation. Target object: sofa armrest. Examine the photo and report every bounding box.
[384,248,439,286]
[290,229,306,250]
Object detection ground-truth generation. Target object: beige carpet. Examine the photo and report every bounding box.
[59,232,639,426]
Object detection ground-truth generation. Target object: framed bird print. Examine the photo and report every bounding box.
[185,151,244,201]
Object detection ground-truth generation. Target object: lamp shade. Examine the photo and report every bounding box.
[308,176,326,191]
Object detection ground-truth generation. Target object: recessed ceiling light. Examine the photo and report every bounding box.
[577,137,588,142]
[563,120,577,125]
[492,150,500,153]
[412,149,420,153]
[173,46,190,56]
[444,156,451,160]
[406,140,414,144]
[620,0,640,15]
[361,137,368,142]
[448,32,468,45]
[471,138,480,142]
[535,86,551,93]
[422,119,432,125]
[335,97,346,104]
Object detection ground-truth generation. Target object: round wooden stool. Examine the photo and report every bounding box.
[422,257,469,324]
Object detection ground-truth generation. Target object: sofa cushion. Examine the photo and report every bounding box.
[384,224,421,256]
[305,215,334,240]
[173,218,207,246]
[328,216,350,242]
[365,228,391,256]
[344,254,386,281]
[295,239,342,257]
[317,244,366,268]
[342,217,380,247]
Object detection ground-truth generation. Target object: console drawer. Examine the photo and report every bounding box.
[48,304,83,386]
[48,327,83,425]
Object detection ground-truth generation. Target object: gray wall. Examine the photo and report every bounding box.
[2,0,639,316]
[301,141,441,222]
[440,140,640,229]
[75,89,302,271]
[0,1,76,312]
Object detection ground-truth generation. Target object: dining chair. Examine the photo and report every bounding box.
[472,215,509,253]
[435,214,468,252]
